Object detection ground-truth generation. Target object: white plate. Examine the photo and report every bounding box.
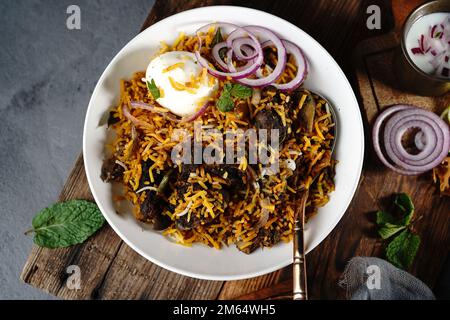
[83,6,364,280]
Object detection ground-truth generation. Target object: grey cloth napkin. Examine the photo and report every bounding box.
[339,257,435,300]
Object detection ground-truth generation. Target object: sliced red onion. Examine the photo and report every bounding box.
[232,37,258,61]
[122,104,152,129]
[252,40,307,91]
[211,41,229,71]
[230,26,287,87]
[441,105,450,124]
[372,105,450,175]
[411,18,450,78]
[387,119,439,167]
[195,22,309,89]
[195,24,263,80]
[272,40,308,91]
[414,131,426,151]
[131,101,180,122]
[225,48,259,73]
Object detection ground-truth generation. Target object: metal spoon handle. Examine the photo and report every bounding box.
[293,191,309,300]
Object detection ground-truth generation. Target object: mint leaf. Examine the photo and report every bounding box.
[216,83,253,112]
[147,79,160,100]
[223,83,232,92]
[217,90,234,112]
[386,229,420,270]
[376,210,396,225]
[230,84,252,99]
[211,27,223,47]
[394,193,414,225]
[28,200,105,248]
[378,223,406,239]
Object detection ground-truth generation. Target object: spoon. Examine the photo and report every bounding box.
[292,91,338,300]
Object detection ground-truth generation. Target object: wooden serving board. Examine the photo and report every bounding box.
[21,0,450,300]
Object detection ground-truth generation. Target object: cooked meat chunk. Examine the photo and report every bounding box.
[179,163,198,182]
[254,109,287,144]
[138,192,171,230]
[138,159,163,190]
[139,192,166,221]
[205,164,245,189]
[100,157,124,182]
[238,228,281,254]
[152,213,172,231]
[175,213,201,231]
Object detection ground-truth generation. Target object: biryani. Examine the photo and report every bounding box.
[100,23,336,253]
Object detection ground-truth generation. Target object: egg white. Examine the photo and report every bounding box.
[146,51,218,117]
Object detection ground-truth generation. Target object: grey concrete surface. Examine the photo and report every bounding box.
[0,0,155,299]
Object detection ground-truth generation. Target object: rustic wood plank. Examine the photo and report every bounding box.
[217,269,286,300]
[20,155,124,299]
[88,243,224,300]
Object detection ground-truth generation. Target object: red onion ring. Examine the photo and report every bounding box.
[414,131,426,151]
[388,120,438,168]
[253,40,307,91]
[228,26,287,87]
[211,41,229,70]
[231,37,258,61]
[195,24,263,80]
[225,47,259,72]
[395,121,436,161]
[194,23,309,89]
[372,105,450,175]
[272,40,308,91]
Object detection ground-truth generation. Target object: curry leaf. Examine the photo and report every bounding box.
[211,27,223,47]
[211,28,227,60]
[386,229,420,269]
[147,79,160,99]
[27,200,105,248]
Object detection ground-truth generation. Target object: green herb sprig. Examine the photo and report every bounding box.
[25,200,105,248]
[217,83,252,112]
[375,193,421,270]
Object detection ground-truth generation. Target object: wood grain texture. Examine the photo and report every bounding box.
[354,31,450,289]
[22,0,449,300]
